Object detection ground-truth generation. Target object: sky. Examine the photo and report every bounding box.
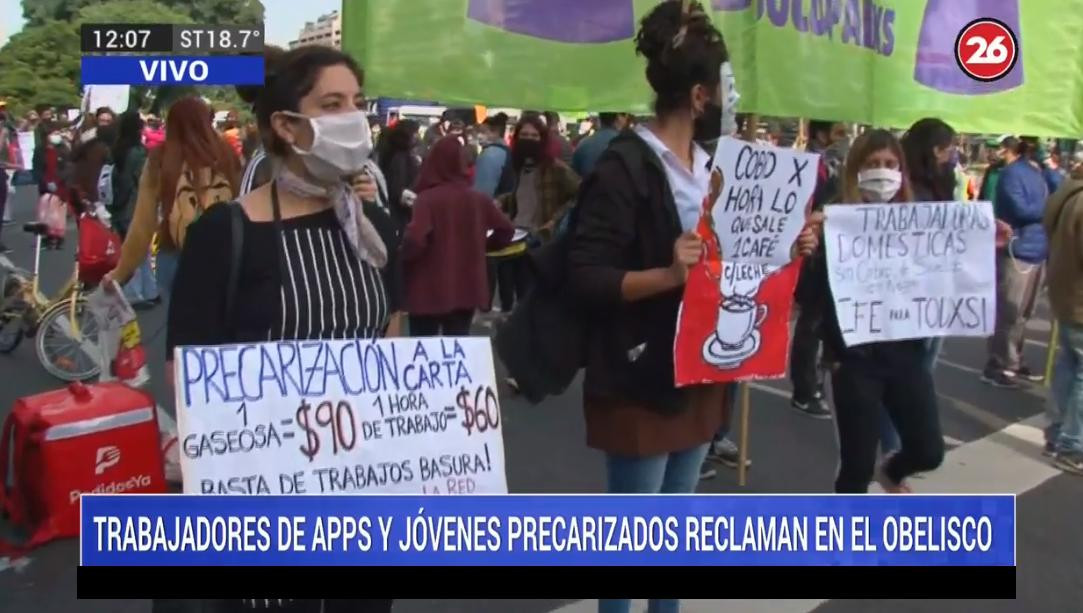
[0,0,342,47]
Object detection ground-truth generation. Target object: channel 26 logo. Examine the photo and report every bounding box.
[954,17,1019,82]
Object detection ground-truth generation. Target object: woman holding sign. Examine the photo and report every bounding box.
[161,45,396,613]
[815,129,946,494]
[568,3,818,611]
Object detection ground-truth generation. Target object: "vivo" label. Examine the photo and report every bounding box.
[139,59,210,82]
[80,56,265,86]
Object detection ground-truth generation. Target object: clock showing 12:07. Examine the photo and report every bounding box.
[80,23,265,54]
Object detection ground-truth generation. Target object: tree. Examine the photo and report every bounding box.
[0,21,82,113]
[22,0,96,26]
[180,0,265,26]
[74,0,194,25]
[24,0,265,27]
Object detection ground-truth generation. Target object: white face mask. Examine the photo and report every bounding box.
[720,61,741,137]
[857,167,903,202]
[284,110,372,183]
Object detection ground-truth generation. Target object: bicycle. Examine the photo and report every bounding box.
[0,222,101,381]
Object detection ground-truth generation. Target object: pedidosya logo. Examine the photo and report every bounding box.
[955,17,1019,82]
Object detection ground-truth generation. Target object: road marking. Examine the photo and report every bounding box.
[886,414,1058,494]
[937,392,1015,432]
[937,358,984,376]
[943,434,964,446]
[1024,337,1049,349]
[546,414,1061,613]
[748,382,790,400]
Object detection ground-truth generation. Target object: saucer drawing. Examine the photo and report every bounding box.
[702,330,761,370]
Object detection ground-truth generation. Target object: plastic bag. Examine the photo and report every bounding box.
[87,284,181,483]
[87,283,149,388]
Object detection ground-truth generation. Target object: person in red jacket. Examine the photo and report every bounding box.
[401,136,515,336]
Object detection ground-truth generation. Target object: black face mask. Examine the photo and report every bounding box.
[693,101,724,145]
[515,139,543,163]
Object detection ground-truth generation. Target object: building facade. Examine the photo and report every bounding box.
[289,10,342,49]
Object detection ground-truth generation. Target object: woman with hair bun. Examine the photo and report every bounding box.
[158,44,399,613]
[568,3,818,611]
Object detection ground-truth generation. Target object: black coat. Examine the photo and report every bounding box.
[567,130,688,411]
[496,130,689,411]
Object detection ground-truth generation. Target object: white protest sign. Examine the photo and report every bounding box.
[824,201,997,346]
[174,337,508,496]
[82,85,130,115]
[710,136,820,267]
[16,132,34,170]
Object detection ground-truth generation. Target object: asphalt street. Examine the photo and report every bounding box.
[1,185,1080,612]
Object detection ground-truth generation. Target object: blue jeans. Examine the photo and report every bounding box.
[155,249,180,308]
[1050,322,1083,453]
[123,250,159,303]
[880,409,901,455]
[712,383,739,441]
[601,444,710,613]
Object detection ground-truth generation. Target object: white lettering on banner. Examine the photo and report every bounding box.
[174,337,508,495]
[823,201,997,346]
[711,137,820,267]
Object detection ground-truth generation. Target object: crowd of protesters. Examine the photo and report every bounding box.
[1,1,1082,610]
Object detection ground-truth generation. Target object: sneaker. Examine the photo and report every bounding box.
[0,243,10,255]
[505,377,520,394]
[980,368,1019,389]
[1054,451,1083,475]
[1043,441,1058,458]
[791,393,832,419]
[707,438,751,469]
[699,462,717,481]
[1014,366,1044,384]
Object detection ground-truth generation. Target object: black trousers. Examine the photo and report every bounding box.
[409,310,475,337]
[488,253,532,312]
[789,302,824,402]
[830,356,944,493]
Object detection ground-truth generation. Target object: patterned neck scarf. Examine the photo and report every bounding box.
[276,167,388,269]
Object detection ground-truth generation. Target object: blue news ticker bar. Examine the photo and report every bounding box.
[80,55,265,86]
[81,495,1015,567]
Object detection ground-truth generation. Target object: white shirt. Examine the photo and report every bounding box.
[634,124,711,232]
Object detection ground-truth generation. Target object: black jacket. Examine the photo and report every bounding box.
[567,130,687,411]
[380,149,419,232]
[495,130,688,411]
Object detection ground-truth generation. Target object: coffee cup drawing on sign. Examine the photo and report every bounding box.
[702,262,770,370]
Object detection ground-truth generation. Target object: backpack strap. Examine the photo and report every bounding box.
[224,202,245,331]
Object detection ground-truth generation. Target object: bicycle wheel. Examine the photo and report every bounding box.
[35,298,102,382]
[0,276,25,354]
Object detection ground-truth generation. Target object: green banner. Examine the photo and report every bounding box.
[343,0,1083,137]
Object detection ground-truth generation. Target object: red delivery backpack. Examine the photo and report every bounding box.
[77,213,121,286]
[0,382,166,555]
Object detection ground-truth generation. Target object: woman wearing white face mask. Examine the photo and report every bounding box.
[809,129,945,494]
[159,46,399,613]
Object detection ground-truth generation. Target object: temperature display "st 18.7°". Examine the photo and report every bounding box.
[175,25,264,53]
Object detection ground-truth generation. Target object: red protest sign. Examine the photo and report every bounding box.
[674,193,801,386]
